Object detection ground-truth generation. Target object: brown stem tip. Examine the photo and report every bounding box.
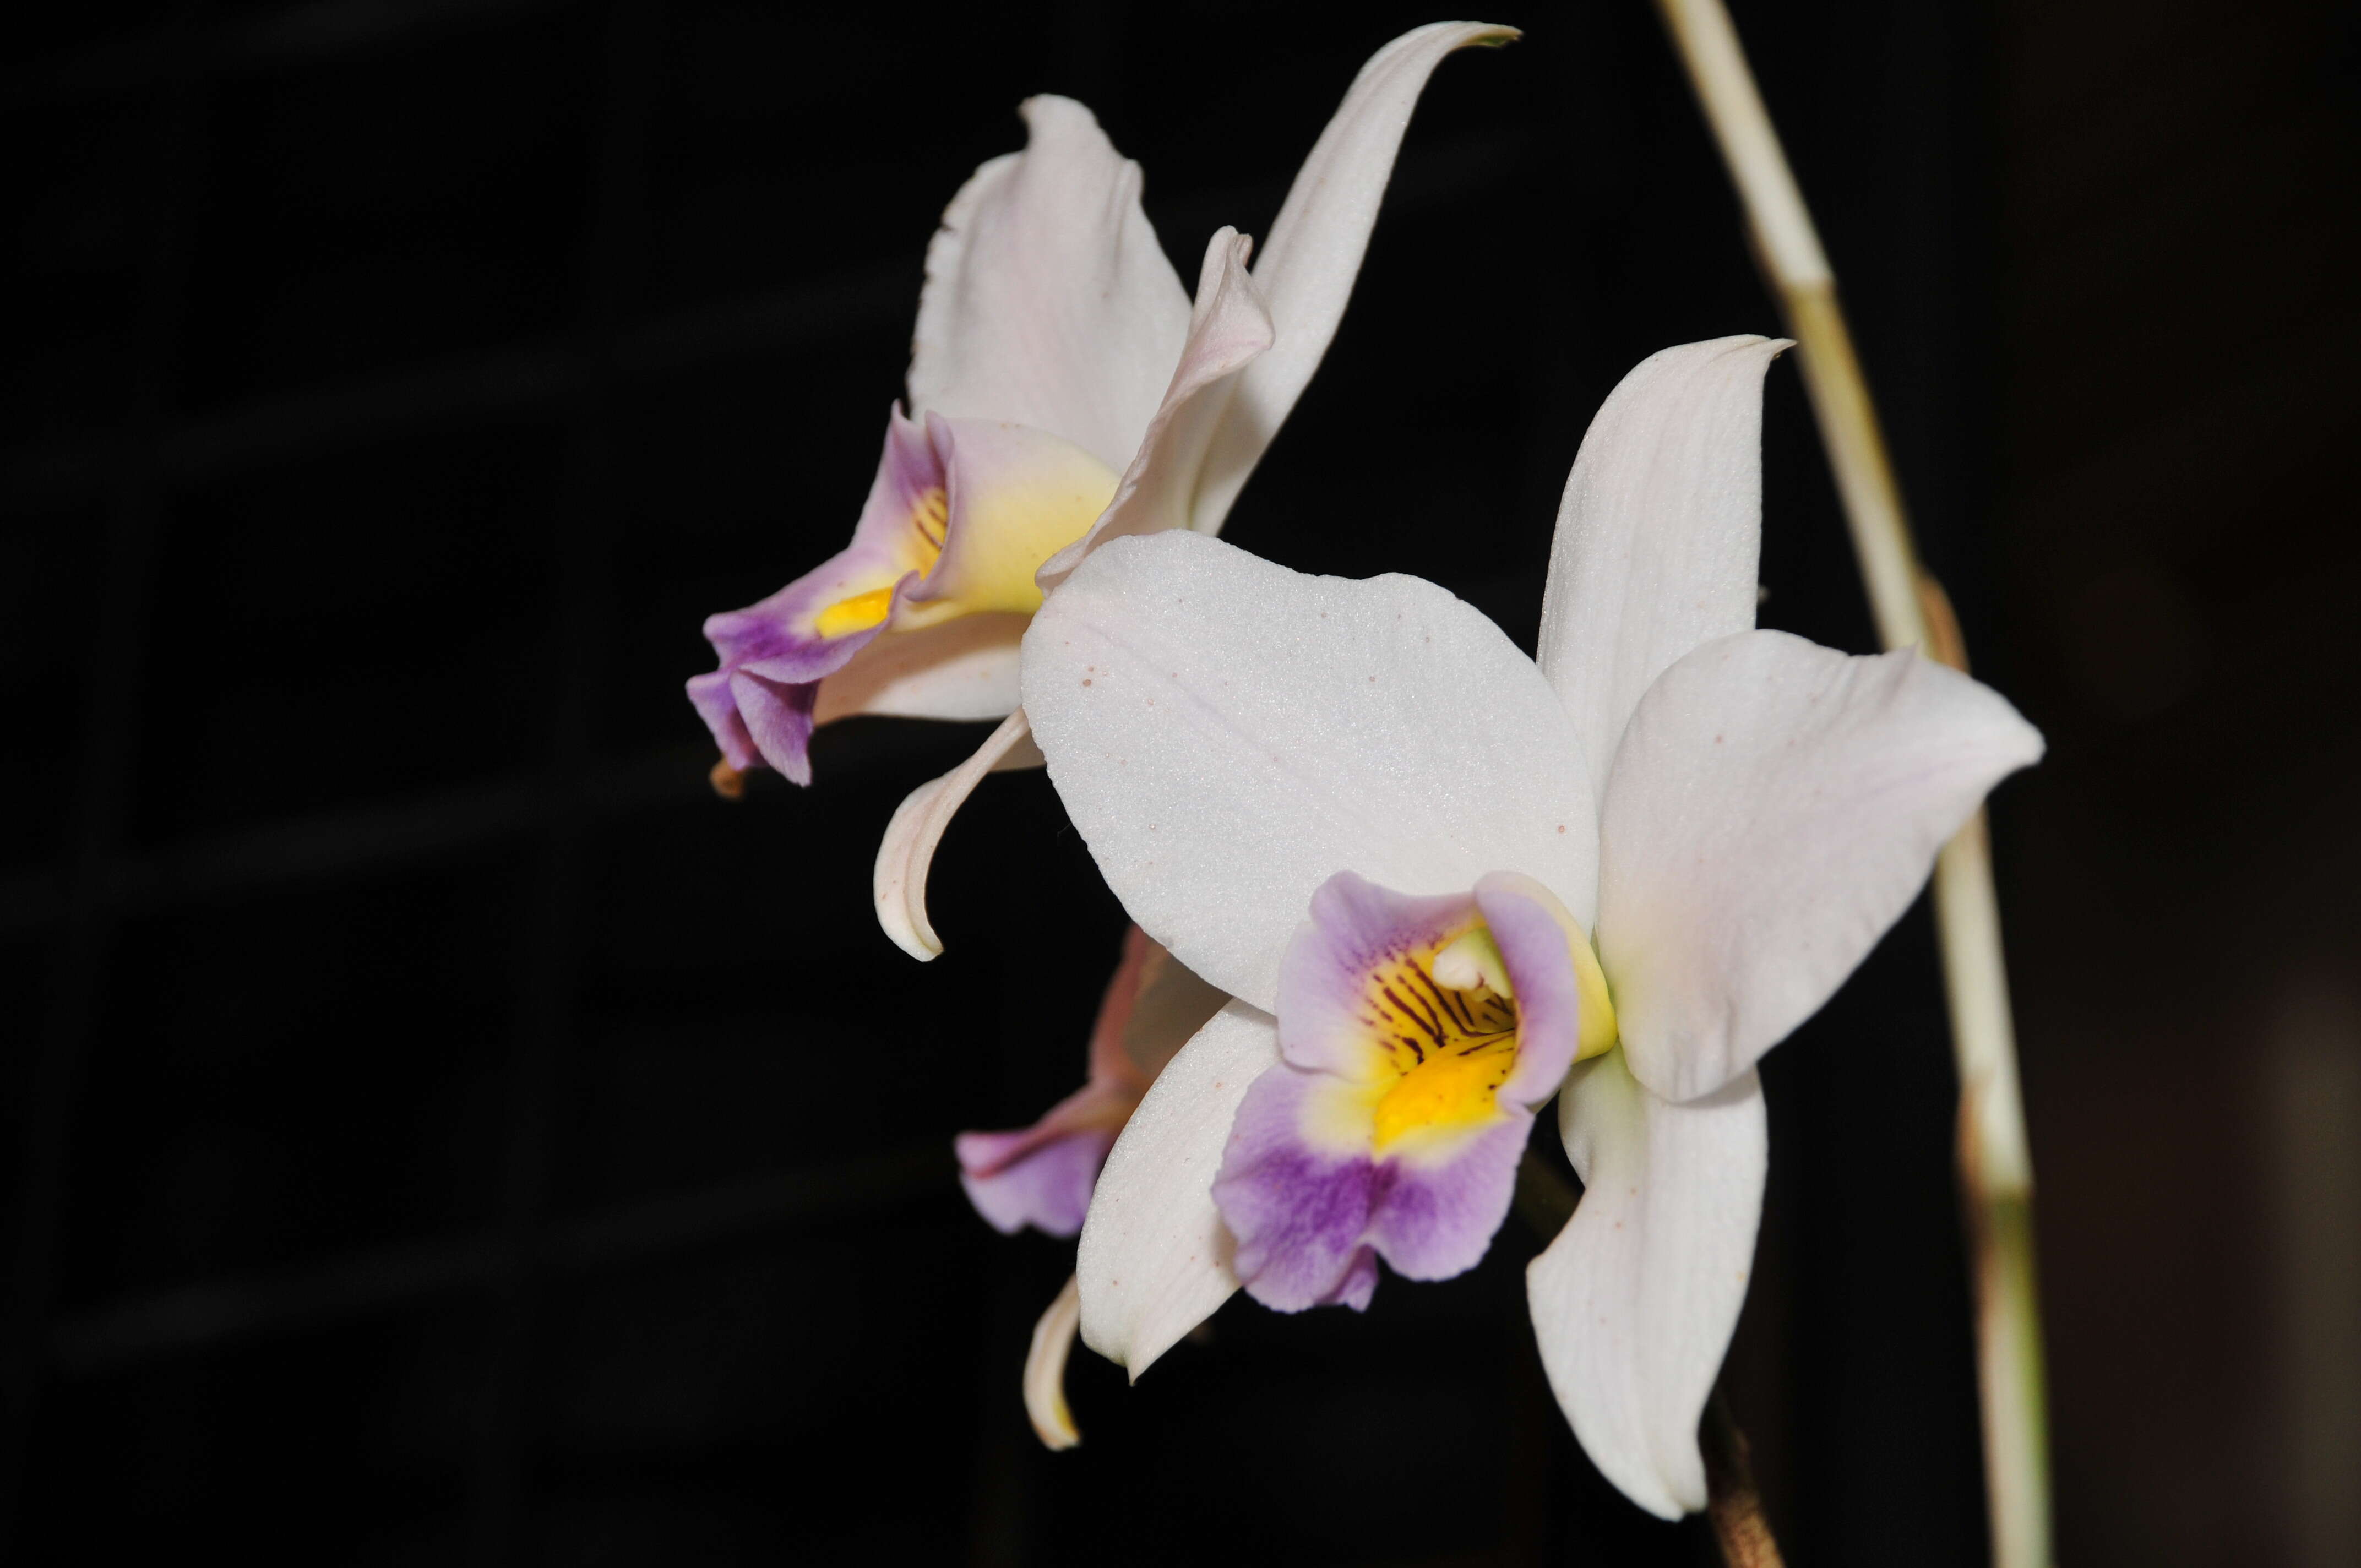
[1704,1392,1785,1568]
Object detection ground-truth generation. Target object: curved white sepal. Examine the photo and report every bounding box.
[1528,1050,1767,1520]
[872,709,1044,961]
[1024,1274,1084,1451]
[1191,21,1521,534]
[1076,1000,1275,1378]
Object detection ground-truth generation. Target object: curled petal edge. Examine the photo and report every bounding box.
[1190,20,1522,535]
[1036,227,1274,591]
[1024,1275,1085,1451]
[873,708,1045,960]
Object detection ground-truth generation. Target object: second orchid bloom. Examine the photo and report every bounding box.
[684,21,1519,960]
[1019,336,2045,1518]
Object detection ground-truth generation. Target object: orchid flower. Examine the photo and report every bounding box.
[1015,337,2047,1516]
[955,923,1226,1449]
[682,25,1514,830]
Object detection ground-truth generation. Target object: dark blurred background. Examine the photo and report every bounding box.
[4,0,2356,1562]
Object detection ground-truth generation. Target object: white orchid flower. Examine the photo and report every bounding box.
[678,21,1516,871]
[1016,336,2046,1516]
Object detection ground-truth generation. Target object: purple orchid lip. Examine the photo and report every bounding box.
[1212,870,1585,1311]
[955,926,1224,1239]
[686,406,945,785]
[687,405,1123,788]
[958,1117,1123,1239]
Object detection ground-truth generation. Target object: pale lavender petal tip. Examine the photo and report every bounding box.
[956,1125,1117,1238]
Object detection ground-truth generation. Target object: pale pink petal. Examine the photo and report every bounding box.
[1086,925,1226,1091]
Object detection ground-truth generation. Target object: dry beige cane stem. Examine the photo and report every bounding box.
[1649,4,2054,1566]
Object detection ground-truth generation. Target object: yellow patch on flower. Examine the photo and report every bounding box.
[1350,919,1522,1156]
[810,486,952,639]
[894,443,1121,630]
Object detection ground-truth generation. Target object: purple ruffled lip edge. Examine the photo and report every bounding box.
[1214,1060,1536,1311]
[684,405,942,787]
[686,600,905,787]
[957,1120,1122,1239]
[1212,869,1588,1313]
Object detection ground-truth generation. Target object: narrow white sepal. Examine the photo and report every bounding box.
[1024,1274,1084,1451]
[872,708,1043,961]
[1191,21,1521,534]
[1534,335,1787,804]
[1076,1000,1275,1378]
[1528,1050,1767,1520]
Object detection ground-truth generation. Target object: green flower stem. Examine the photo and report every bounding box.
[1650,3,2054,1565]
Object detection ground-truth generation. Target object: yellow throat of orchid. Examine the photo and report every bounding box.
[1356,915,1618,1157]
[811,486,949,639]
[809,433,1122,643]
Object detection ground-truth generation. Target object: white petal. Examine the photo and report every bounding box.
[872,710,1044,961]
[1535,336,1788,804]
[1528,1049,1766,1520]
[1076,1000,1276,1378]
[1022,530,1597,1012]
[1035,228,1273,590]
[813,612,1027,725]
[1600,630,2046,1102]
[1190,21,1521,535]
[909,96,1192,472]
[1024,1275,1084,1450]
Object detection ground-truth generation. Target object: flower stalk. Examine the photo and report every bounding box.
[1650,2,2053,1564]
